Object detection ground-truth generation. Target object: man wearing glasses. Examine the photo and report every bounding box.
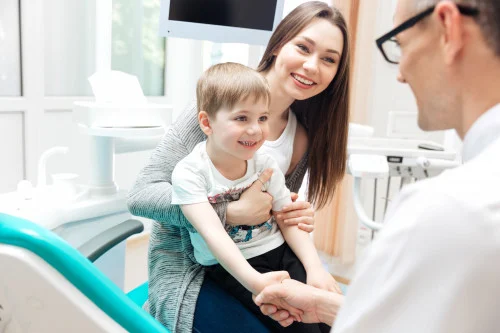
[254,1,500,332]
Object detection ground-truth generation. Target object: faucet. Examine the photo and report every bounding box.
[37,147,69,188]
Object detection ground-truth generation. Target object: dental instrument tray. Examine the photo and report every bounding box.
[348,137,454,160]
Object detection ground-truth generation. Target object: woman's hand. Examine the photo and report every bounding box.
[274,194,315,233]
[226,169,274,226]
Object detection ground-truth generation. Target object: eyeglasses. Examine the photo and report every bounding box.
[376,5,479,64]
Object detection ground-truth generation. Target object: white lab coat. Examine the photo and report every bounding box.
[333,104,500,333]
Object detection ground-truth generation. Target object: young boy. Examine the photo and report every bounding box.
[172,62,337,331]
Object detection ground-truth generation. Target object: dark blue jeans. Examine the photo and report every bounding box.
[193,243,331,333]
[193,276,271,333]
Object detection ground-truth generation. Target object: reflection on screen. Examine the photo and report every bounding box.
[169,0,278,31]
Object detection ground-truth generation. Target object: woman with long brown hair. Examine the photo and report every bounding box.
[128,2,350,332]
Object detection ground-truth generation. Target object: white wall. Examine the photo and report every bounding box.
[368,1,444,143]
[0,0,454,197]
[0,0,169,194]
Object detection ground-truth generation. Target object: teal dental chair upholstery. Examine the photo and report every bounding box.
[0,213,169,333]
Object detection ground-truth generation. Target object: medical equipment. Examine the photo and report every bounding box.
[0,126,167,231]
[0,124,167,288]
[0,71,172,288]
[347,135,460,231]
[159,0,285,45]
[0,213,168,333]
[0,71,171,230]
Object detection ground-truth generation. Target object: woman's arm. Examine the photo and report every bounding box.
[274,196,315,232]
[226,171,316,232]
[128,103,217,230]
[128,102,277,229]
[127,123,202,230]
[226,169,274,226]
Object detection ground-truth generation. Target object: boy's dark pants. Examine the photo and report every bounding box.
[205,243,331,333]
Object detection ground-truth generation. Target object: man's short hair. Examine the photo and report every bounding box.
[196,62,271,117]
[415,0,500,56]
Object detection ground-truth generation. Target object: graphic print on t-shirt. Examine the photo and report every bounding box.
[207,186,249,204]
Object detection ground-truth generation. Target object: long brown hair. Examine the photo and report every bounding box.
[257,1,350,209]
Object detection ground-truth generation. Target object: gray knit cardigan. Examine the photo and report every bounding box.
[127,101,309,332]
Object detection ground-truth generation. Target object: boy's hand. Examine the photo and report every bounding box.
[254,271,290,294]
[306,269,343,294]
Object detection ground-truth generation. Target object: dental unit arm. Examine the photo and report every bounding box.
[349,154,389,231]
[347,135,461,231]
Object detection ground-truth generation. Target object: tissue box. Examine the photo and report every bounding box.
[73,101,171,128]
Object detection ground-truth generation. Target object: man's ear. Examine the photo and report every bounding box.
[198,111,213,135]
[436,1,465,65]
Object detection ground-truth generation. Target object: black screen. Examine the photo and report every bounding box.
[169,0,278,31]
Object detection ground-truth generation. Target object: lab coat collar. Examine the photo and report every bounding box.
[462,103,500,162]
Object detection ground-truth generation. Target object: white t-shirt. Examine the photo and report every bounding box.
[333,104,500,333]
[171,141,292,266]
[259,109,297,175]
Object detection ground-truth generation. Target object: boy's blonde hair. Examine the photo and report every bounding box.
[196,62,270,117]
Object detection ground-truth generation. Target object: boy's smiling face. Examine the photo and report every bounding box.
[201,95,270,165]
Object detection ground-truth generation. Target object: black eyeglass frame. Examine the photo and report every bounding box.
[376,5,479,64]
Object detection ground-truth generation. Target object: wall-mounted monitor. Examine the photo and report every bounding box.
[159,0,285,45]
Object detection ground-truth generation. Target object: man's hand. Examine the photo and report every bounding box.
[254,279,322,326]
[274,193,315,233]
[226,169,274,226]
[307,269,343,294]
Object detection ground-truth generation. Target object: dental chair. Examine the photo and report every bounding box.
[0,212,348,333]
[0,213,169,333]
[0,212,303,333]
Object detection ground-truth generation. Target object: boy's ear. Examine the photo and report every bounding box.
[198,111,213,135]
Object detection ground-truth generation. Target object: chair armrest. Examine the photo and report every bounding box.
[78,219,144,262]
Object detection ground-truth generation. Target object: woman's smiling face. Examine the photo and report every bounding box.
[267,18,344,101]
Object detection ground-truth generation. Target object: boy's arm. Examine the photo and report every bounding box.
[262,159,319,270]
[275,219,322,273]
[275,218,341,293]
[181,202,288,294]
[264,156,341,293]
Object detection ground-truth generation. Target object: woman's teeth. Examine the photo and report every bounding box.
[292,74,314,85]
